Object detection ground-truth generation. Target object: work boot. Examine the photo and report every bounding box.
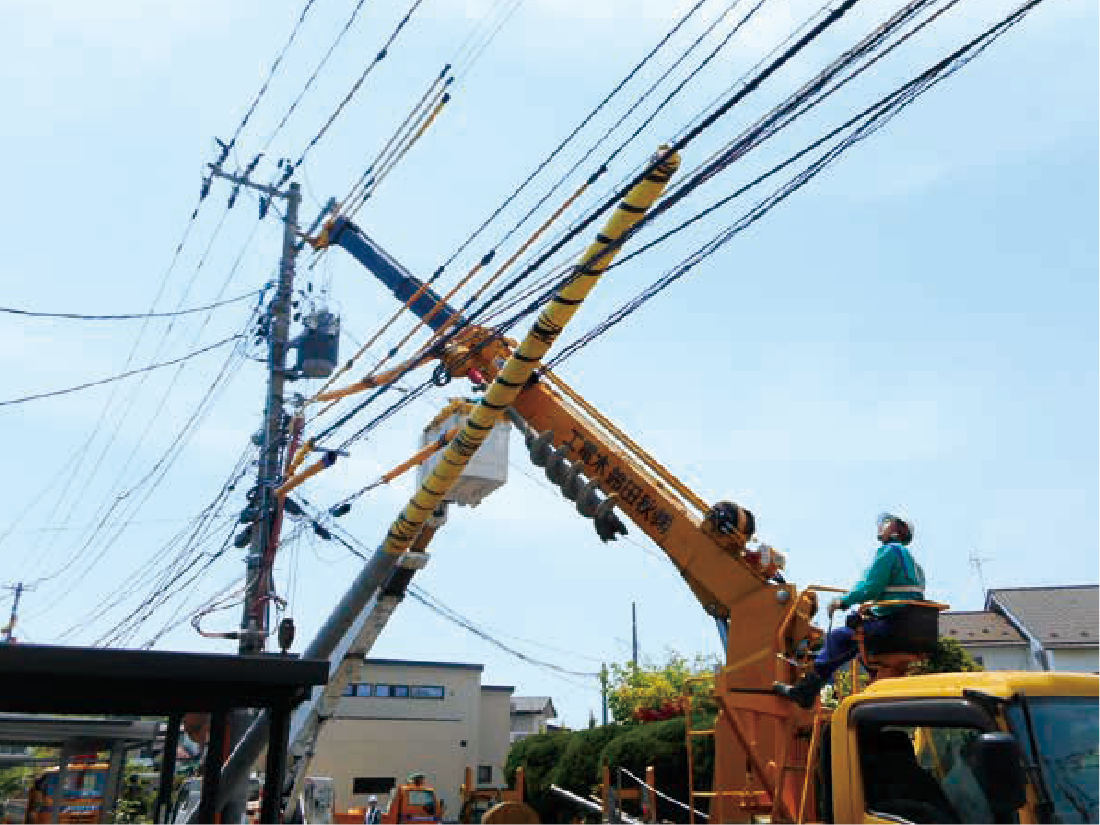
[773,672,824,709]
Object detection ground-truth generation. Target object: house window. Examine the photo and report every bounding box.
[353,777,395,795]
[972,655,984,666]
[355,684,372,697]
[374,684,392,697]
[342,684,356,697]
[477,765,493,785]
[410,685,445,699]
[393,685,409,697]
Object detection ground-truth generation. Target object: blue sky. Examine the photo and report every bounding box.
[1,0,1096,731]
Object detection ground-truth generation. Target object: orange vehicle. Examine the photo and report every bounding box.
[334,778,442,825]
[22,760,107,824]
[380,773,444,824]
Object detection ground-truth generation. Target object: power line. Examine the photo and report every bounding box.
[0,334,243,406]
[294,0,863,455]
[323,523,599,680]
[546,0,1046,371]
[0,288,263,321]
[282,0,430,181]
[222,0,324,157]
[259,0,374,152]
[433,0,715,274]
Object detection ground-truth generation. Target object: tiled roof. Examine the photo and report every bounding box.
[941,611,1026,646]
[987,585,1099,649]
[511,696,557,717]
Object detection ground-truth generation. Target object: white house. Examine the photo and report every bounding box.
[942,585,1098,673]
[509,696,558,743]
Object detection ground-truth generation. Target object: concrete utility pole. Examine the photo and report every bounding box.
[2,582,32,643]
[207,166,301,823]
[243,180,300,656]
[208,167,302,656]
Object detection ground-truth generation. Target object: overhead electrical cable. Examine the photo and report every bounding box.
[595,0,961,274]
[1,207,234,581]
[260,0,375,152]
[432,0,714,275]
[429,0,863,357]
[489,0,766,266]
[347,83,453,213]
[545,0,1048,371]
[60,261,269,565]
[282,0,430,182]
[36,332,254,603]
[222,0,324,158]
[304,0,863,454]
[337,65,453,213]
[21,209,242,581]
[326,524,599,679]
[0,335,243,406]
[0,288,262,321]
[463,0,947,346]
[71,450,251,639]
[451,0,526,83]
[307,172,598,434]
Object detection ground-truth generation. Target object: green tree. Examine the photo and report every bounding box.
[911,635,983,675]
[600,715,715,823]
[606,652,718,723]
[550,722,630,798]
[504,730,573,823]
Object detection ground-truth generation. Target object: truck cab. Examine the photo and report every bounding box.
[381,778,444,824]
[821,672,1098,824]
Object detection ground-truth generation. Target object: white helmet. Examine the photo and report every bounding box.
[877,511,913,545]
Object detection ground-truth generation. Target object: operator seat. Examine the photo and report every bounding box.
[859,600,946,680]
[860,728,959,824]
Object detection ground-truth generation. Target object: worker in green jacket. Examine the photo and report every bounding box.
[774,512,926,708]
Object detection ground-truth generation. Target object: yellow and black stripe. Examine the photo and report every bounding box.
[381,147,680,555]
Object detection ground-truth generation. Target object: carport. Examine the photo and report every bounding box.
[0,644,327,823]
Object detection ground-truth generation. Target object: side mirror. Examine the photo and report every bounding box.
[968,732,1028,813]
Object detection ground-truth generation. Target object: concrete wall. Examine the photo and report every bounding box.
[310,660,513,817]
[477,689,513,788]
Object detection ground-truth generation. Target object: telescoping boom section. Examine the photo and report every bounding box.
[314,165,826,824]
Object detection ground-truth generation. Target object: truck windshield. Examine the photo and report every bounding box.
[39,769,106,799]
[1007,696,1099,823]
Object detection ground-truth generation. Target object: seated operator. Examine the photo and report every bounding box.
[774,512,926,708]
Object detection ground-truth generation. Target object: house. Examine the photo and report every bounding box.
[941,585,1098,673]
[310,658,515,817]
[509,696,558,743]
[939,610,1030,670]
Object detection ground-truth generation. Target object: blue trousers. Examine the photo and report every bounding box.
[813,613,894,682]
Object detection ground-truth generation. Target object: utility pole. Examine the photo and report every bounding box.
[208,166,302,656]
[2,582,32,643]
[207,162,301,823]
[600,664,609,725]
[242,178,300,656]
[631,602,638,666]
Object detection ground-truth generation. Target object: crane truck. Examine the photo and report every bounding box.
[295,193,1099,824]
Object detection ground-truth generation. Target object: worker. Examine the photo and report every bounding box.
[774,512,926,708]
[363,795,381,824]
